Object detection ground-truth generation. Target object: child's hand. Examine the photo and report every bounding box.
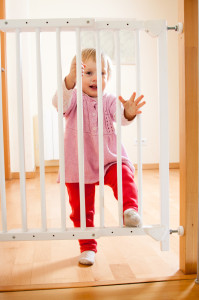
[119,92,145,121]
[65,57,86,90]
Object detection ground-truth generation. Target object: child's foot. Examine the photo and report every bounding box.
[124,208,141,227]
[79,250,95,265]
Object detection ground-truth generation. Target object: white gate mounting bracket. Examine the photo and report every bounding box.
[167,22,183,33]
[169,226,184,236]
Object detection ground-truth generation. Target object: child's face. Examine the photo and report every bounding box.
[82,58,108,98]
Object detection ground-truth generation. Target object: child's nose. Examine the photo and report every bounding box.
[92,72,97,81]
[92,76,97,81]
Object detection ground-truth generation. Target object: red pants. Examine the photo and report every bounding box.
[66,164,138,253]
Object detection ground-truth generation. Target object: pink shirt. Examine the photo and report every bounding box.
[52,81,135,183]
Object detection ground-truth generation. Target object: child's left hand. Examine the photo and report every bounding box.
[119,92,146,121]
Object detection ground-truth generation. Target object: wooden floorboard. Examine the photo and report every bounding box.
[0,279,198,300]
[0,169,193,292]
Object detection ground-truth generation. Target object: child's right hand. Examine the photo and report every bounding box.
[65,57,86,90]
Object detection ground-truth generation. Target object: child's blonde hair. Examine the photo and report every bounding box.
[81,48,112,79]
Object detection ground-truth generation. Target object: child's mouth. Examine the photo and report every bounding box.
[89,85,97,90]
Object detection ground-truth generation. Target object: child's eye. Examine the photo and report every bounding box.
[86,71,92,75]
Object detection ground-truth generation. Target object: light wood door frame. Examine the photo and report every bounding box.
[0,0,11,180]
[178,0,198,274]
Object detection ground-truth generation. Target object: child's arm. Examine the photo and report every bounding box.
[65,57,77,90]
[119,93,145,121]
[65,57,85,90]
[52,80,73,113]
[52,57,85,113]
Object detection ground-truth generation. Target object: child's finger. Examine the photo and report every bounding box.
[81,63,86,70]
[118,96,126,105]
[136,110,142,115]
[136,101,146,109]
[129,92,136,102]
[135,95,144,104]
[81,63,86,76]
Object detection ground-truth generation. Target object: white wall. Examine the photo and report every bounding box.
[6,0,179,171]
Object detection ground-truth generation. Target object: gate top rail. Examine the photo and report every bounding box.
[0,18,166,36]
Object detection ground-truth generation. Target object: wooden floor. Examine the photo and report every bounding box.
[0,279,199,300]
[0,169,196,292]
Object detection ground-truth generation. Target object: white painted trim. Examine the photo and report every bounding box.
[56,27,66,230]
[0,225,167,242]
[96,30,105,228]
[0,19,167,36]
[35,28,47,231]
[15,28,27,232]
[76,28,86,230]
[158,22,170,251]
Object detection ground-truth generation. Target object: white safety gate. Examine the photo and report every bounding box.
[0,18,180,251]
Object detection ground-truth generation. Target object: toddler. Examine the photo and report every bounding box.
[52,48,145,266]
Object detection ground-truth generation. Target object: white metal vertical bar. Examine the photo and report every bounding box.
[35,28,47,231]
[96,30,105,228]
[56,28,66,230]
[0,33,7,232]
[115,31,123,227]
[158,23,170,251]
[135,30,143,221]
[15,29,27,232]
[76,28,86,230]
